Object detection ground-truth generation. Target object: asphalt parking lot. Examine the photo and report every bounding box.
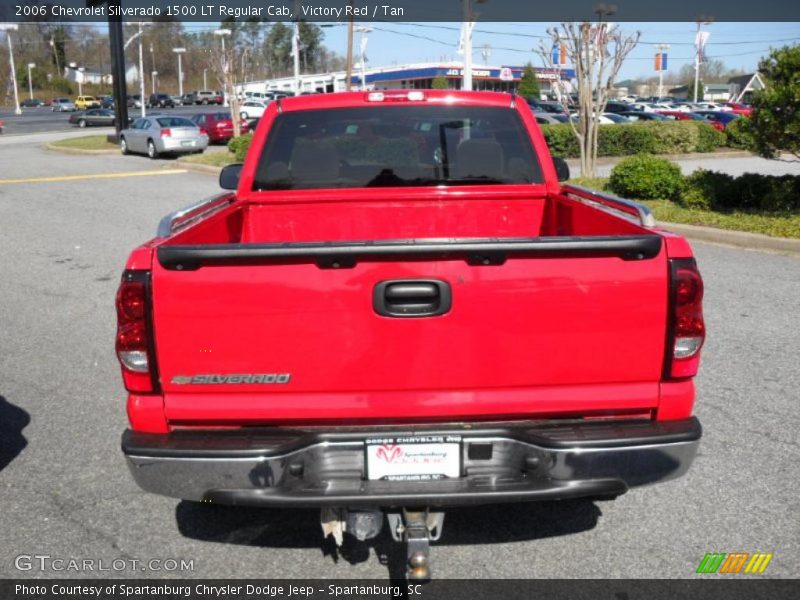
[0,133,798,579]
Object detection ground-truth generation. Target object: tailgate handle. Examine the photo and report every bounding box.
[374,280,452,318]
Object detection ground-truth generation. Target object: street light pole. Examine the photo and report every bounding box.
[203,68,208,90]
[292,0,302,94]
[172,47,186,97]
[78,67,85,96]
[151,71,158,96]
[27,62,35,100]
[694,17,713,104]
[0,24,22,115]
[213,29,232,105]
[354,26,372,91]
[654,44,670,98]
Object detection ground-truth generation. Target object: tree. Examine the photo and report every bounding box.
[687,79,704,102]
[431,75,448,90]
[517,63,541,99]
[746,44,800,159]
[537,22,640,177]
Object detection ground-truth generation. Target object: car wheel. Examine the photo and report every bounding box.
[120,137,129,155]
[147,139,158,159]
[78,119,86,128]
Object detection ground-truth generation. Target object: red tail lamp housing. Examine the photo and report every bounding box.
[115,271,158,393]
[666,259,706,379]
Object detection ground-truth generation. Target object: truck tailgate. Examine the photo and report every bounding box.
[151,244,669,423]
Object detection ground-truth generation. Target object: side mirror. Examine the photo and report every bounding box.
[219,163,243,190]
[553,157,570,182]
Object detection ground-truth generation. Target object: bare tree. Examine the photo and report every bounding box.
[210,36,242,137]
[537,19,640,177]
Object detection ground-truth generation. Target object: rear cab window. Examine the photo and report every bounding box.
[252,105,543,190]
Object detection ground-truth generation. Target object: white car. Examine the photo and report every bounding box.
[569,113,617,125]
[239,100,269,120]
[620,95,638,104]
[628,103,657,112]
[51,98,76,112]
[691,102,732,112]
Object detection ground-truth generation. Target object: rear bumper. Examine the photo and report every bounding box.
[122,417,700,508]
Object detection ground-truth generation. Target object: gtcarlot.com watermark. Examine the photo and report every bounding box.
[14,554,194,573]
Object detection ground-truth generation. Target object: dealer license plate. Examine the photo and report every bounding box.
[365,435,462,481]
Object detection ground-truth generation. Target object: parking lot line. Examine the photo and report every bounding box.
[0,169,188,185]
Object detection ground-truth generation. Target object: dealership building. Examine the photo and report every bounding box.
[237,62,576,97]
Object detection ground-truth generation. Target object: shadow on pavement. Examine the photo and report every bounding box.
[0,394,30,473]
[175,499,602,579]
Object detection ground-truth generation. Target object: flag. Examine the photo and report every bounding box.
[552,42,567,65]
[695,31,710,63]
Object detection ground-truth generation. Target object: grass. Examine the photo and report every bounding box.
[180,150,237,167]
[569,177,800,239]
[50,135,118,151]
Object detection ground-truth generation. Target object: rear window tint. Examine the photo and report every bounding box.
[156,117,195,128]
[252,105,543,190]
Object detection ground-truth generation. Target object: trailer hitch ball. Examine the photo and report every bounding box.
[408,552,430,580]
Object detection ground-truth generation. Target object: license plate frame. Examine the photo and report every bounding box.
[365,435,462,481]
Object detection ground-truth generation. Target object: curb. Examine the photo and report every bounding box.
[43,142,118,155]
[174,159,225,175]
[566,150,752,170]
[658,221,800,257]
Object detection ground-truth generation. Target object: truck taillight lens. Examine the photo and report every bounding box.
[667,259,705,378]
[116,271,155,392]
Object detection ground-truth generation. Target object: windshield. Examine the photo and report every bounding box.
[252,105,542,190]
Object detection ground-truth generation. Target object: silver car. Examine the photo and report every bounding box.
[119,116,209,159]
[51,98,76,112]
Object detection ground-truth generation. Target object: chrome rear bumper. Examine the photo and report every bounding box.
[123,418,700,507]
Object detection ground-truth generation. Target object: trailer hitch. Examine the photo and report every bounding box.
[387,508,445,580]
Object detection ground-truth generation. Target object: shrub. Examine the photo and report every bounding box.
[724,117,754,150]
[539,121,727,159]
[682,170,735,210]
[682,170,800,213]
[227,133,253,162]
[608,154,685,200]
[695,123,727,152]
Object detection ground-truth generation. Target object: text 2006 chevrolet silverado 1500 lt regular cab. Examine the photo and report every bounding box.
[117,91,704,578]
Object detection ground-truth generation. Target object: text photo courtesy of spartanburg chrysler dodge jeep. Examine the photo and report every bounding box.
[116,90,705,580]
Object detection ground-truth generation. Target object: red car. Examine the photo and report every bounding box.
[656,110,725,131]
[724,102,753,116]
[0,119,4,134]
[189,112,249,143]
[118,91,704,579]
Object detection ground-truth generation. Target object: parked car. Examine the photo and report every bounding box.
[691,102,732,112]
[127,94,143,109]
[656,111,709,123]
[724,102,753,116]
[51,98,76,112]
[239,100,269,120]
[193,90,224,105]
[694,110,741,129]
[0,119,4,134]
[20,98,45,108]
[528,99,566,114]
[618,111,670,122]
[75,96,101,110]
[170,95,184,106]
[602,112,632,123]
[69,109,117,128]
[628,103,657,113]
[189,112,250,143]
[117,90,704,581]
[149,93,175,108]
[531,112,567,125]
[604,101,631,114]
[99,96,115,109]
[119,115,208,158]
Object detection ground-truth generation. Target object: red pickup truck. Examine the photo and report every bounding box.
[117,91,704,579]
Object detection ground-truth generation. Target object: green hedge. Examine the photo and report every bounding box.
[608,155,685,200]
[540,121,727,158]
[227,133,253,162]
[724,118,753,150]
[685,170,800,213]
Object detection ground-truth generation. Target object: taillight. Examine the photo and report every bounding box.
[116,271,156,392]
[199,128,208,136]
[666,259,705,379]
[160,128,171,137]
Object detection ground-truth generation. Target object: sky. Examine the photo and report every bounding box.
[286,21,800,80]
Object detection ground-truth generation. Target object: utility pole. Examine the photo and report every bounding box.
[355,26,372,91]
[460,0,475,91]
[0,24,22,115]
[27,62,35,100]
[345,0,354,91]
[292,0,301,94]
[138,23,146,117]
[173,48,185,97]
[654,44,670,98]
[694,17,712,103]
